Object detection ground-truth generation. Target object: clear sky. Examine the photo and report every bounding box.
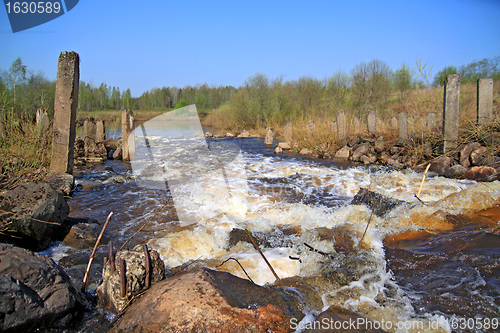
[1,0,499,97]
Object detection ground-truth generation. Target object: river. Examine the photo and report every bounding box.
[47,108,499,332]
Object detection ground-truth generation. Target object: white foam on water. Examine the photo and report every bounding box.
[126,109,493,332]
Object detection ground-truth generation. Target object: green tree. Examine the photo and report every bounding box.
[432,66,457,87]
[352,59,392,109]
[393,63,413,103]
[174,97,189,109]
[6,58,27,107]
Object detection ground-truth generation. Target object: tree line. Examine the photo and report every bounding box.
[1,56,498,122]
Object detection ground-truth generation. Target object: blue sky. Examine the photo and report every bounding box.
[1,0,499,97]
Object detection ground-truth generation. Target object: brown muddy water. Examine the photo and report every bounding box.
[44,111,499,332]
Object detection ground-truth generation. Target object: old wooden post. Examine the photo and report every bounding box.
[96,120,105,142]
[443,74,460,153]
[307,120,315,135]
[336,110,347,142]
[391,116,398,131]
[83,119,96,156]
[398,112,408,142]
[50,51,79,174]
[477,78,493,125]
[284,120,293,143]
[367,110,376,134]
[264,127,273,145]
[121,109,134,161]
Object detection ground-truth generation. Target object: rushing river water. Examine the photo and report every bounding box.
[48,109,499,332]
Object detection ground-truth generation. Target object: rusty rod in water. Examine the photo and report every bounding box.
[82,211,113,291]
[143,244,151,289]
[245,229,280,281]
[120,258,127,298]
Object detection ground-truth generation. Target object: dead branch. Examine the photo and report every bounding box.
[217,257,255,284]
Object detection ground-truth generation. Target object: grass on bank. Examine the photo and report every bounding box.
[0,112,52,190]
[204,82,499,160]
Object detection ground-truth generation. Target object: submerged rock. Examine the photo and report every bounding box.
[111,268,296,333]
[0,243,86,332]
[0,182,69,251]
[351,188,406,218]
[62,222,109,249]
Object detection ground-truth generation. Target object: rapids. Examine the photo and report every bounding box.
[51,109,499,332]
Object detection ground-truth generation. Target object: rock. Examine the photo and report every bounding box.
[334,146,350,160]
[251,133,261,138]
[278,142,292,150]
[226,132,235,138]
[0,243,85,332]
[274,146,283,154]
[95,142,108,158]
[348,137,360,147]
[303,305,387,332]
[103,138,120,151]
[352,143,371,162]
[351,188,406,218]
[227,228,294,250]
[463,166,498,182]
[78,180,103,191]
[387,158,403,169]
[0,182,69,251]
[443,165,468,179]
[470,146,488,166]
[428,156,454,175]
[111,268,296,333]
[43,172,75,196]
[460,142,481,168]
[299,148,312,155]
[237,130,250,138]
[204,131,213,138]
[374,139,386,153]
[112,146,122,160]
[62,222,109,249]
[378,152,390,164]
[97,245,165,313]
[360,153,377,164]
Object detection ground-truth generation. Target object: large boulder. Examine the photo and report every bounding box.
[0,182,69,251]
[111,268,297,333]
[0,243,86,332]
